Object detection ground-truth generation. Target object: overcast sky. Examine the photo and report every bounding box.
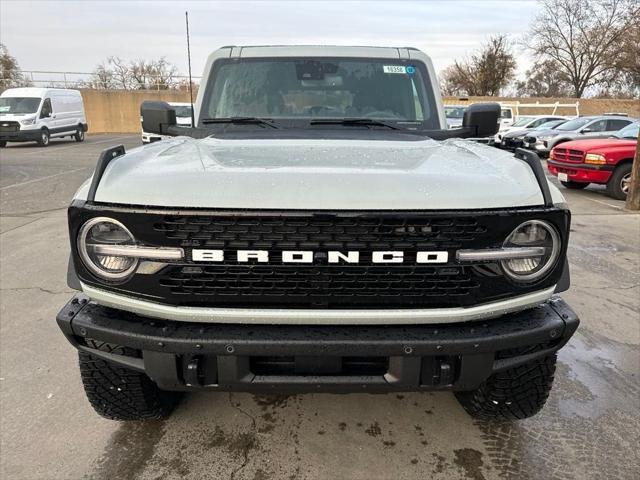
[1,0,539,80]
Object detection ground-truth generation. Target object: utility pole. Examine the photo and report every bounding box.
[625,131,640,211]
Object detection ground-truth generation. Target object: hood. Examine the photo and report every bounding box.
[77,136,555,210]
[554,138,637,151]
[0,113,36,122]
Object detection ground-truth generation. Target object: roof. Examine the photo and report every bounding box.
[216,45,424,60]
[0,87,81,97]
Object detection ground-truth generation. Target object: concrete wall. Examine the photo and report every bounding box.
[81,89,192,134]
[443,96,640,117]
[80,89,639,133]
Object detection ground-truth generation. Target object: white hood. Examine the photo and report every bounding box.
[76,136,562,210]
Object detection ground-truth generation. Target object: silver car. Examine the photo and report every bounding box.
[523,115,636,157]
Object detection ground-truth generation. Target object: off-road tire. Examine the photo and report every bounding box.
[455,354,557,420]
[37,129,50,147]
[606,163,632,200]
[78,352,182,421]
[74,127,85,142]
[560,180,589,189]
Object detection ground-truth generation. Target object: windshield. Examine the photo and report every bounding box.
[614,122,639,139]
[512,116,534,127]
[445,106,465,119]
[173,105,193,119]
[535,120,566,130]
[501,109,512,119]
[0,97,41,114]
[557,118,590,131]
[202,58,436,128]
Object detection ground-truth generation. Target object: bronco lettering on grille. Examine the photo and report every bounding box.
[191,250,449,264]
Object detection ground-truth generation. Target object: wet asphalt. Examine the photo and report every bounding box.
[0,135,638,480]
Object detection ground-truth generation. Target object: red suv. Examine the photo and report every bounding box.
[547,122,638,200]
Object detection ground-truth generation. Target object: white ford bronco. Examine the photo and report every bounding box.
[57,46,578,421]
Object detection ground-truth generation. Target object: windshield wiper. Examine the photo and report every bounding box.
[201,117,279,129]
[309,118,403,130]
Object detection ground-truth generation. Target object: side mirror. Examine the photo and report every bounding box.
[140,101,177,135]
[40,110,51,119]
[462,103,501,137]
[581,127,592,133]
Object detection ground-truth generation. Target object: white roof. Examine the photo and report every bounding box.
[0,87,81,97]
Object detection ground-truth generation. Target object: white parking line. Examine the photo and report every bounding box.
[583,196,625,210]
[0,167,89,190]
[10,135,135,156]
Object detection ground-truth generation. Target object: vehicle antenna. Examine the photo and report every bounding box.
[185,11,196,128]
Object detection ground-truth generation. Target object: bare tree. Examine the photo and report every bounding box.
[516,59,572,97]
[89,56,179,90]
[526,0,636,98]
[440,35,517,96]
[89,62,114,89]
[0,43,31,88]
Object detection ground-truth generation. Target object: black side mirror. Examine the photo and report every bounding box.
[581,127,592,133]
[462,103,501,137]
[40,110,51,119]
[140,101,177,135]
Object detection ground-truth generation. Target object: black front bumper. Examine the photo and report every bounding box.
[57,295,579,393]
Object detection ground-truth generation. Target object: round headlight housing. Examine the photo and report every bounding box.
[78,217,138,280]
[501,220,560,282]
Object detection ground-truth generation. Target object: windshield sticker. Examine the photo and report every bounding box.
[0,106,10,112]
[383,65,407,74]
[406,65,416,75]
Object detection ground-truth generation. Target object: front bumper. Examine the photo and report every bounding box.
[547,160,613,184]
[57,295,579,393]
[0,128,41,142]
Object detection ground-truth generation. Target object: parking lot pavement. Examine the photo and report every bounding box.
[1,138,638,480]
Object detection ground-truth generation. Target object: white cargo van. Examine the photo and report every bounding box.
[141,102,192,143]
[0,88,88,147]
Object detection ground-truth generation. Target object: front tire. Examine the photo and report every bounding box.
[606,163,632,200]
[0,140,6,148]
[37,129,50,147]
[79,352,182,421]
[74,127,85,142]
[455,354,557,420]
[560,180,589,189]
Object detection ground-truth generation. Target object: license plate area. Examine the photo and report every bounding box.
[558,172,569,182]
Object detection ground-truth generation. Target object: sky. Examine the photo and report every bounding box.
[1,0,539,81]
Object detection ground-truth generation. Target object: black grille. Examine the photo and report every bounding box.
[153,215,486,250]
[0,121,20,132]
[71,207,570,309]
[159,264,480,307]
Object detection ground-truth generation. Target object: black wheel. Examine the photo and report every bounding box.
[560,180,589,189]
[455,354,557,420]
[606,163,632,201]
[78,352,182,421]
[37,129,50,147]
[74,127,85,142]
[0,140,6,148]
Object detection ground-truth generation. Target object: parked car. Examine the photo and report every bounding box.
[495,115,568,146]
[141,102,193,143]
[547,121,638,200]
[57,45,579,422]
[499,119,568,151]
[444,105,466,129]
[0,87,88,147]
[522,115,636,157]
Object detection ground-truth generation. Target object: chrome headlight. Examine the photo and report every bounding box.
[20,117,36,125]
[78,217,138,280]
[501,220,560,282]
